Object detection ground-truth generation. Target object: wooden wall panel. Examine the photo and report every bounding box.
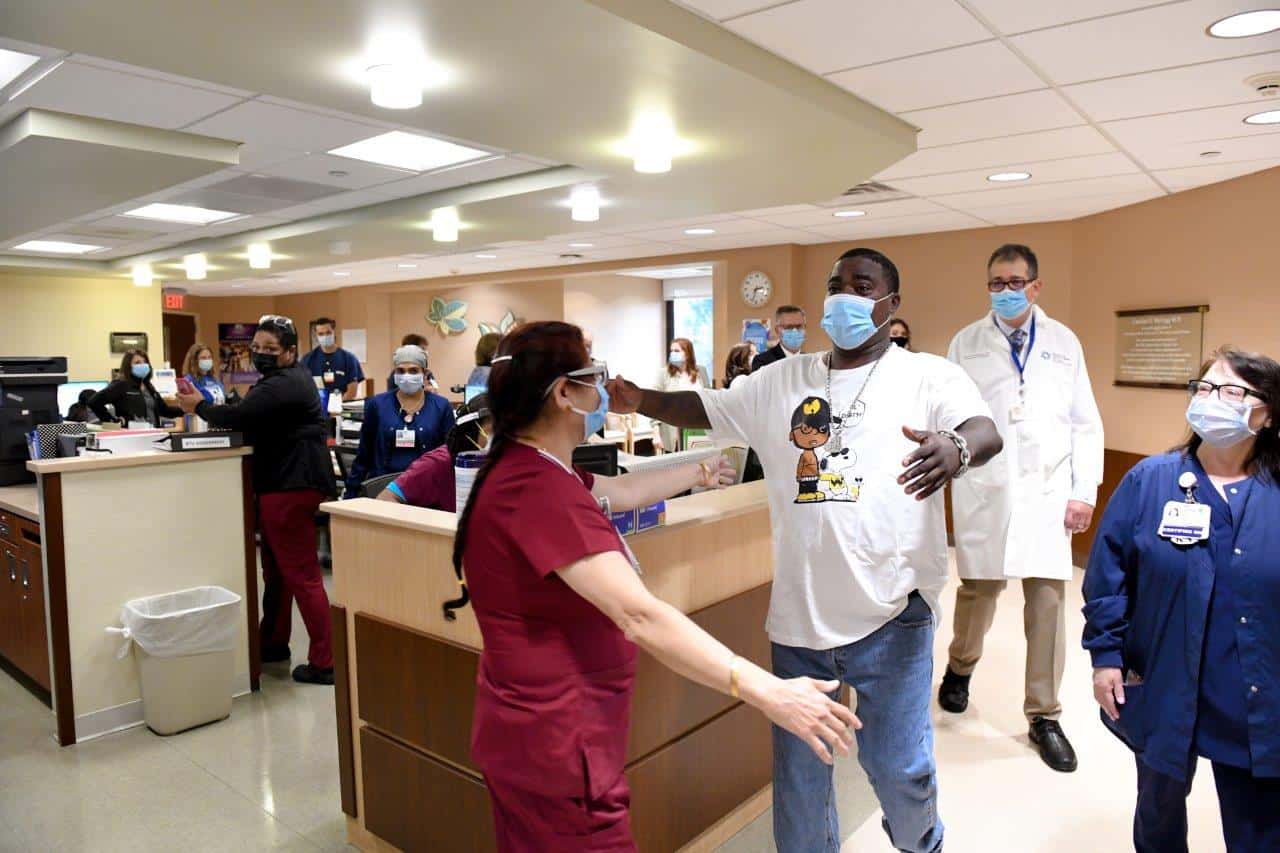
[1072,449,1145,565]
[361,726,497,853]
[331,605,356,818]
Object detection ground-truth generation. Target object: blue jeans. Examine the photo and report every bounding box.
[772,591,943,853]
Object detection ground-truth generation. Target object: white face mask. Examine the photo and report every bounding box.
[317,333,335,348]
[1186,396,1261,448]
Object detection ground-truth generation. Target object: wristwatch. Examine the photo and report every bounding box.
[936,429,971,479]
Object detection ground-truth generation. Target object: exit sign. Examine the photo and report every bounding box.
[164,292,186,310]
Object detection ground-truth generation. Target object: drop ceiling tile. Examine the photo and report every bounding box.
[7,60,245,130]
[962,0,1164,34]
[935,172,1163,210]
[622,217,772,242]
[88,214,193,235]
[1103,102,1280,151]
[902,89,1084,148]
[682,228,820,250]
[186,99,385,153]
[374,157,545,197]
[1154,158,1280,190]
[755,197,946,227]
[1066,51,1280,123]
[263,188,403,220]
[726,0,991,76]
[829,41,1045,113]
[806,210,990,240]
[975,190,1165,224]
[672,0,781,20]
[1010,2,1280,86]
[735,204,822,218]
[890,151,1139,196]
[877,126,1118,179]
[256,153,411,190]
[601,212,753,235]
[234,143,306,171]
[538,234,653,250]
[1127,131,1280,170]
[67,54,256,98]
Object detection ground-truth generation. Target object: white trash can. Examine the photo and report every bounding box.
[106,586,242,735]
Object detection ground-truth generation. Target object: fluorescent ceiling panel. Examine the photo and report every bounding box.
[328,131,489,173]
[618,266,713,279]
[12,239,104,254]
[0,48,40,89]
[122,202,241,224]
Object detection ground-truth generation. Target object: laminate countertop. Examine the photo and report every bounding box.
[0,485,40,523]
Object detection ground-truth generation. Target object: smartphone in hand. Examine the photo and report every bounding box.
[176,377,197,395]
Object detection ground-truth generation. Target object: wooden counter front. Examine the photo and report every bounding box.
[324,482,775,852]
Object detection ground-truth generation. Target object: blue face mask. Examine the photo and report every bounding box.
[197,358,214,374]
[131,362,151,380]
[1186,396,1260,448]
[668,351,686,367]
[394,373,425,395]
[821,294,892,351]
[990,289,1030,320]
[569,380,609,441]
[781,328,806,352]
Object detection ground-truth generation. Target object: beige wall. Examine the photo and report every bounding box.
[0,272,164,381]
[564,274,665,385]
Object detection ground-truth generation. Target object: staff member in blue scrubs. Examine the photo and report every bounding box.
[344,344,454,498]
[301,316,364,400]
[1084,346,1280,853]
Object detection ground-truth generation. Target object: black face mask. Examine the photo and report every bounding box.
[252,353,282,375]
[890,336,909,348]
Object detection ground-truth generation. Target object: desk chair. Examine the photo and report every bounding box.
[359,473,399,499]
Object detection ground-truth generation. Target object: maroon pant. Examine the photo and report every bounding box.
[258,489,332,668]
[485,773,635,852]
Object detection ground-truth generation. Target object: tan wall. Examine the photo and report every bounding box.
[388,277,566,393]
[564,274,665,385]
[0,271,164,381]
[1072,167,1280,456]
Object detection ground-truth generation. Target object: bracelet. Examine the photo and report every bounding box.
[936,429,971,479]
[697,460,714,487]
[728,655,741,698]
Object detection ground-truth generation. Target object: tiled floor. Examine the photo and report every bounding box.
[0,565,1228,852]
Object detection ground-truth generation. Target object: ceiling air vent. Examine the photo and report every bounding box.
[559,253,584,260]
[838,180,912,203]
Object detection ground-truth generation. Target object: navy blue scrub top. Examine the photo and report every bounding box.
[1083,452,1280,781]
[301,346,364,394]
[345,390,454,498]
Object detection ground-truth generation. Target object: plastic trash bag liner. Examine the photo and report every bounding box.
[105,586,242,659]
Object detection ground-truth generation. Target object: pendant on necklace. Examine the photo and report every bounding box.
[404,412,413,424]
[828,430,843,454]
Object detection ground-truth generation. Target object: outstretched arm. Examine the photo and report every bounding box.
[607,375,712,430]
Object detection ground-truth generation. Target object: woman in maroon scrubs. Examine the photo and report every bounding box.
[449,321,860,851]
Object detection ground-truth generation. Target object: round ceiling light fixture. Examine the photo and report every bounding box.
[183,253,208,281]
[1243,108,1280,125]
[570,185,601,222]
[131,263,154,288]
[833,209,866,218]
[569,242,594,248]
[367,64,422,109]
[1207,10,1280,38]
[247,242,272,270]
[430,206,460,242]
[987,171,1032,182]
[684,227,716,236]
[474,253,498,259]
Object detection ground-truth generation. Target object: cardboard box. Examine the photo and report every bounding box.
[610,500,666,538]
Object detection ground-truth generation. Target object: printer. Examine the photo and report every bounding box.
[0,357,68,485]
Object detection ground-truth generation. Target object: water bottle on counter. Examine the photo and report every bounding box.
[454,451,486,512]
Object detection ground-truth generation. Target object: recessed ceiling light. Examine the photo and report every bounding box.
[833,209,866,218]
[123,202,241,225]
[397,263,418,269]
[569,242,594,248]
[0,48,40,90]
[183,253,208,281]
[333,271,351,277]
[684,227,716,236]
[1244,109,1280,125]
[231,284,245,289]
[987,171,1032,182]
[328,169,350,178]
[1208,10,1280,37]
[367,64,422,110]
[570,185,601,222]
[247,242,272,270]
[131,263,154,287]
[329,131,488,172]
[474,253,498,259]
[13,239,104,254]
[430,206,460,242]
[617,111,694,173]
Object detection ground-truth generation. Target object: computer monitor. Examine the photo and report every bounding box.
[572,443,618,477]
[58,381,108,417]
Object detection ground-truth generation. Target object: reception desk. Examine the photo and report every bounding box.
[324,481,775,852]
[26,448,258,745]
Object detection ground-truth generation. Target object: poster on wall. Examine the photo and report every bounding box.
[742,319,770,354]
[218,323,260,384]
[1114,305,1208,389]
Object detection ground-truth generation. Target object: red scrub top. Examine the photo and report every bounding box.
[389,445,455,510]
[464,442,635,800]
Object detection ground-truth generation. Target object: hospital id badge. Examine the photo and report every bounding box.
[1157,500,1210,545]
[323,370,336,385]
[1009,401,1033,423]
[395,428,416,449]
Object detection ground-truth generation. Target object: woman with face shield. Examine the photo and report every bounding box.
[1083,346,1280,852]
[343,345,454,499]
[444,321,861,851]
[377,393,491,510]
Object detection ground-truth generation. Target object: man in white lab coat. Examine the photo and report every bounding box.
[941,243,1104,773]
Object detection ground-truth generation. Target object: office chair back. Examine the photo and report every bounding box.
[359,473,400,498]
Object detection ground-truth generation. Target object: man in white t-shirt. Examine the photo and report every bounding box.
[609,248,1003,853]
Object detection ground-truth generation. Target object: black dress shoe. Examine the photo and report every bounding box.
[1029,717,1078,772]
[260,644,291,664]
[292,664,335,685]
[938,667,971,714]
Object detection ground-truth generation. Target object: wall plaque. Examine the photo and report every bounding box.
[1114,305,1208,389]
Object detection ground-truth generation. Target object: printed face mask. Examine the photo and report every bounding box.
[821,293,892,351]
[1186,395,1261,448]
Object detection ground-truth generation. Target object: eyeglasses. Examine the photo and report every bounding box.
[987,278,1032,293]
[543,364,609,398]
[1188,380,1269,405]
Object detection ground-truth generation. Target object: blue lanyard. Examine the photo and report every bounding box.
[998,314,1036,384]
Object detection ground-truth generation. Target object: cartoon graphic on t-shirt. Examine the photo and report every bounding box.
[791,398,863,505]
[790,397,830,503]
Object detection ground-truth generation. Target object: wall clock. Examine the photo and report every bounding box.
[741,270,772,308]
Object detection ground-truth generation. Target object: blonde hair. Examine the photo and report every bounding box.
[182,342,218,380]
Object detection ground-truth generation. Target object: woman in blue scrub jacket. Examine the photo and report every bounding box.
[344,344,454,498]
[181,342,228,405]
[1083,347,1280,853]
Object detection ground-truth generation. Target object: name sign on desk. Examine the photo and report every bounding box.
[168,432,244,452]
[1114,305,1208,389]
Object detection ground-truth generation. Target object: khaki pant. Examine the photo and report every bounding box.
[947,577,1067,721]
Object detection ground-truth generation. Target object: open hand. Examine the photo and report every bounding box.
[759,676,861,765]
[605,374,643,414]
[1065,500,1094,534]
[1093,667,1125,721]
[897,426,960,500]
[175,389,204,414]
